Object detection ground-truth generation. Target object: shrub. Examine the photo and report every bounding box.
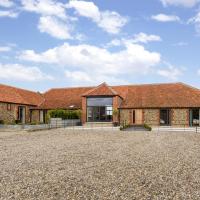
[15,120,21,124]
[49,109,82,120]
[30,122,37,125]
[119,121,131,130]
[144,123,152,131]
[113,122,119,127]
[0,120,4,124]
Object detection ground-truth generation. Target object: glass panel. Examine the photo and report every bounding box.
[87,98,113,107]
[191,109,200,126]
[93,107,100,121]
[160,109,170,125]
[87,107,93,122]
[87,106,113,122]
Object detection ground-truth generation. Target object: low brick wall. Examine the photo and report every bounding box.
[50,118,81,127]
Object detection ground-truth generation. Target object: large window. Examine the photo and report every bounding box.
[87,97,113,122]
[160,109,171,126]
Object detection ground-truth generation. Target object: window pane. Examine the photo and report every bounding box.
[87,98,113,106]
[160,109,170,125]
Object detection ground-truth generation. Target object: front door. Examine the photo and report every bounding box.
[133,109,143,125]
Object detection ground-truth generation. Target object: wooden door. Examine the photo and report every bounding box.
[134,109,143,125]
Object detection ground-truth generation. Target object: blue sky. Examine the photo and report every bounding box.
[0,0,200,91]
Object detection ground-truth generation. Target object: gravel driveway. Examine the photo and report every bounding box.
[1,129,200,199]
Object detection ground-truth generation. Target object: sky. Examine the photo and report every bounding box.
[0,0,200,92]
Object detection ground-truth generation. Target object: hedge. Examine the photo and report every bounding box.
[48,109,81,120]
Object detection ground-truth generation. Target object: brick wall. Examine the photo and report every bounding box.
[171,109,189,127]
[120,109,132,125]
[0,102,16,123]
[113,96,122,123]
[144,109,160,126]
[0,102,35,124]
[81,97,87,124]
[31,110,40,123]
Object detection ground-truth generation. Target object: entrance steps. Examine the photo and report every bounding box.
[123,125,147,131]
[84,122,113,127]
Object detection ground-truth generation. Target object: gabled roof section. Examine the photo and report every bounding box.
[0,84,44,106]
[82,82,119,97]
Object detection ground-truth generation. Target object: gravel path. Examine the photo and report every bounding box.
[1,129,200,199]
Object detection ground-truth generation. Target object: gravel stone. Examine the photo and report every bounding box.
[1,129,200,199]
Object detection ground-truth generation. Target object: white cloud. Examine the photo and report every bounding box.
[0,10,18,18]
[106,39,122,47]
[0,46,12,52]
[132,32,161,43]
[0,0,14,7]
[198,69,200,75]
[98,11,128,34]
[67,0,128,34]
[19,42,161,84]
[160,0,199,7]
[67,0,100,21]
[106,33,161,48]
[157,64,183,80]
[21,0,75,39]
[38,16,72,40]
[21,0,67,19]
[152,14,180,22]
[188,12,200,34]
[0,63,53,81]
[65,70,92,83]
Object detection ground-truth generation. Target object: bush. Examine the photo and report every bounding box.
[48,109,82,120]
[0,120,4,124]
[30,122,37,125]
[15,120,21,124]
[119,121,131,130]
[113,122,119,127]
[144,123,152,131]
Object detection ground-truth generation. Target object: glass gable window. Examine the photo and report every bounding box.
[87,97,113,122]
[87,98,113,107]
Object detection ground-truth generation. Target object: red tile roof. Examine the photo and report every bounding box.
[39,87,93,109]
[0,84,44,106]
[120,83,200,108]
[1,82,200,109]
[82,82,118,96]
[38,82,200,109]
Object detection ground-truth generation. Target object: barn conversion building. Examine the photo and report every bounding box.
[0,82,200,127]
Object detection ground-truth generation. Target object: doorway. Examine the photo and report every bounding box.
[160,109,171,126]
[132,109,143,125]
[190,109,200,126]
[18,106,26,124]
